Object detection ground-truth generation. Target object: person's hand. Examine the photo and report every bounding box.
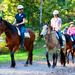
[16,24,19,26]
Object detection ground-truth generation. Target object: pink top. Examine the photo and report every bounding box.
[51,17,62,31]
[67,26,75,35]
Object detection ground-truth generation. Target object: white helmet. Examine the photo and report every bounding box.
[17,5,24,9]
[53,10,59,15]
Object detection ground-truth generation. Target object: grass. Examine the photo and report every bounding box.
[0,48,46,64]
[0,39,46,64]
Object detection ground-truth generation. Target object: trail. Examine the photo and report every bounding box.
[0,60,75,75]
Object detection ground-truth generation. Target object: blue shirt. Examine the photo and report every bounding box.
[15,13,26,26]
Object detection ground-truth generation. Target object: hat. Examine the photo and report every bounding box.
[53,10,59,15]
[17,5,24,9]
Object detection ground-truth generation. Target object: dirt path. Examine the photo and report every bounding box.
[0,60,75,75]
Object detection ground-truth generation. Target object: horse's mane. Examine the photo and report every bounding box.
[3,20,17,33]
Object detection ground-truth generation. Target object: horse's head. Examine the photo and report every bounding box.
[0,18,6,35]
[40,24,48,37]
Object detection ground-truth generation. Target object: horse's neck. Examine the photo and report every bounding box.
[47,31,58,43]
[4,28,12,38]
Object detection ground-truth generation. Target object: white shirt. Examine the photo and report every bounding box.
[51,17,62,31]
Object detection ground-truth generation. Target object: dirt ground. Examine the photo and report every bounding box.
[0,60,75,75]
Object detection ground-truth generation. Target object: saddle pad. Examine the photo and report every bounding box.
[24,32,30,38]
[16,27,20,35]
[16,27,30,38]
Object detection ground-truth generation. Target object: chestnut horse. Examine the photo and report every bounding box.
[0,18,35,68]
[40,24,73,68]
[62,34,73,64]
[65,34,75,64]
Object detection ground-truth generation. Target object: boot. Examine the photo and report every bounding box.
[20,36,24,50]
[59,38,64,48]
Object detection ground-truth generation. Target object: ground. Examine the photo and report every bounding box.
[0,60,75,75]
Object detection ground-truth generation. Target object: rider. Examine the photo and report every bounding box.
[50,10,64,48]
[67,21,75,41]
[63,26,68,34]
[13,5,27,49]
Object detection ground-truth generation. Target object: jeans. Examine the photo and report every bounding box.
[56,30,63,46]
[72,35,75,41]
[18,25,26,48]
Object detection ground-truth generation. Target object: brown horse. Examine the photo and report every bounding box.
[40,24,73,68]
[62,34,73,64]
[0,18,35,68]
[65,35,75,64]
[40,24,66,68]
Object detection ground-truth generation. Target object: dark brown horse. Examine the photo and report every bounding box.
[0,18,35,68]
[61,34,73,64]
[65,35,75,64]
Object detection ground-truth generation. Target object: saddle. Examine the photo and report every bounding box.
[16,27,30,38]
[56,32,66,48]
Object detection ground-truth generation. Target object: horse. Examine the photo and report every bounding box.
[65,35,75,64]
[62,34,73,64]
[40,24,67,68]
[0,18,35,68]
[40,25,75,67]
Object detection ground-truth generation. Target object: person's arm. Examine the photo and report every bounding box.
[67,28,70,35]
[50,18,55,30]
[59,18,62,29]
[16,18,28,26]
[13,19,16,25]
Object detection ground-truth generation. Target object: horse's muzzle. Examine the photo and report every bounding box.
[40,34,43,38]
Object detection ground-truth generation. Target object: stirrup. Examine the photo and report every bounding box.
[61,46,64,48]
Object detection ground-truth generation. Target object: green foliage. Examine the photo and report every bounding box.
[0,0,75,54]
[0,0,75,27]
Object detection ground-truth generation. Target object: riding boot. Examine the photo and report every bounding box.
[20,34,24,49]
[59,37,64,48]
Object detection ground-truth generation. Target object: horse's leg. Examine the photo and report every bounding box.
[29,51,33,65]
[25,51,30,66]
[29,44,34,65]
[25,51,33,66]
[60,49,66,66]
[25,57,29,66]
[10,51,15,68]
[67,51,69,64]
[10,46,18,68]
[55,52,58,66]
[46,51,51,67]
[52,53,57,68]
[71,51,74,63]
[63,50,66,67]
[25,46,33,66]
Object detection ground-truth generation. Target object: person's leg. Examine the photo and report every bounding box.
[20,33,24,48]
[20,26,26,49]
[73,35,75,40]
[57,31,63,48]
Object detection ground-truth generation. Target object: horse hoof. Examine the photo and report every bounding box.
[63,64,66,67]
[48,63,51,68]
[11,65,15,68]
[67,62,69,64]
[52,65,56,68]
[24,64,28,67]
